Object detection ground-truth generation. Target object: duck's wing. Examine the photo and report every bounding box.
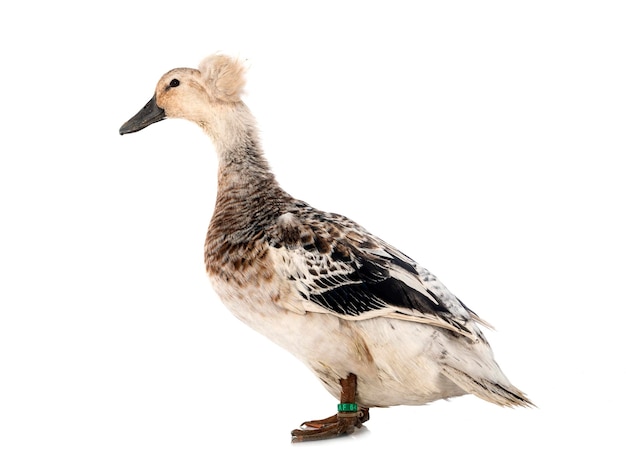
[268,205,489,341]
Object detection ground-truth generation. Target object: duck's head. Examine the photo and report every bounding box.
[119,54,247,135]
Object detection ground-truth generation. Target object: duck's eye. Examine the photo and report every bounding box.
[169,79,180,88]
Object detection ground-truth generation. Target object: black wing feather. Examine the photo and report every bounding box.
[269,203,478,338]
[308,248,453,320]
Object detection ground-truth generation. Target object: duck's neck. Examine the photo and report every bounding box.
[202,105,289,237]
[215,136,282,202]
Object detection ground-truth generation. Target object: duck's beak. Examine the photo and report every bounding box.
[119,94,166,135]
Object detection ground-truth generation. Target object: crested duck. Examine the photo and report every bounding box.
[120,54,532,442]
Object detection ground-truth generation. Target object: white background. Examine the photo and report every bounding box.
[1,1,625,465]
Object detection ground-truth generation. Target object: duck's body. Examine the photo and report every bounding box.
[120,54,532,440]
[205,186,518,409]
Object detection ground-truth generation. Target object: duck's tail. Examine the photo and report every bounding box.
[441,364,534,408]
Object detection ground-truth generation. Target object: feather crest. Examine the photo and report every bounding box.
[198,54,246,102]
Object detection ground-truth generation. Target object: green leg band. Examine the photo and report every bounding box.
[337,402,359,413]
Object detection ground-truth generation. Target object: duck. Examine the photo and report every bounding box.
[119,54,532,442]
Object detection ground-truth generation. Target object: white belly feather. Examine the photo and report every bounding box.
[209,274,477,407]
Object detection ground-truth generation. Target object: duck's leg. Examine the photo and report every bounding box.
[291,373,369,442]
